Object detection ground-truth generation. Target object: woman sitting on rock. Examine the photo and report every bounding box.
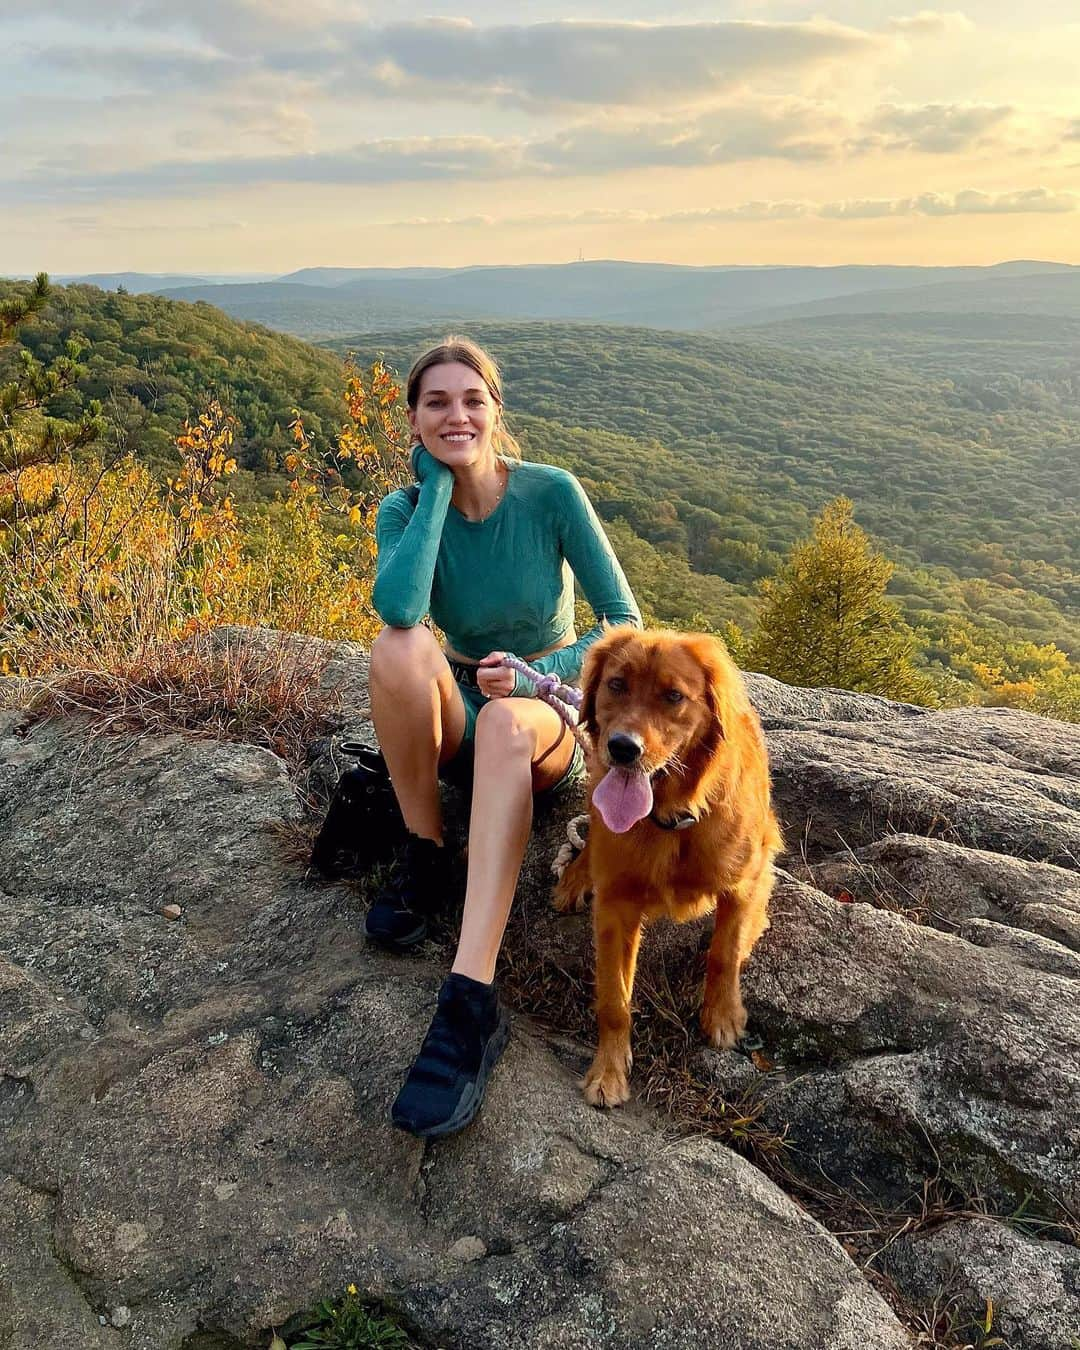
[368,335,641,1138]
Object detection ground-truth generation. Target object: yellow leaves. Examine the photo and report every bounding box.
[3,371,402,676]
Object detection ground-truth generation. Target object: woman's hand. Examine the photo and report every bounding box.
[477,652,516,699]
[411,443,453,485]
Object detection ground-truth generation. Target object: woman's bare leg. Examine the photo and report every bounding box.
[451,698,576,983]
[368,626,467,844]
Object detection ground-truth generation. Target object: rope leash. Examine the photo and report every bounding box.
[495,655,592,881]
[497,654,591,755]
[551,813,590,880]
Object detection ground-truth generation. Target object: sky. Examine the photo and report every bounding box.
[3,1,1079,274]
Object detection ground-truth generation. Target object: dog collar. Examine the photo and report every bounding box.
[648,809,698,831]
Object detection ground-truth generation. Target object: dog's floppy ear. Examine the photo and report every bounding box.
[579,625,636,735]
[684,633,739,743]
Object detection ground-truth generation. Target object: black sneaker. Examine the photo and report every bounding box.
[391,973,510,1138]
[364,834,444,952]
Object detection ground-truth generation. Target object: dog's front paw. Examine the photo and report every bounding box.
[582,1052,631,1109]
[700,997,747,1050]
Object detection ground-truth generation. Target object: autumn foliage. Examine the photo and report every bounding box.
[0,345,411,681]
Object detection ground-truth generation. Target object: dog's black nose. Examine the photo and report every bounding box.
[607,732,644,766]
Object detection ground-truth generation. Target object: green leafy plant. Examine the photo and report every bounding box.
[287,1287,412,1350]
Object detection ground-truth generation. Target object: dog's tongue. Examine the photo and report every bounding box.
[593,767,653,834]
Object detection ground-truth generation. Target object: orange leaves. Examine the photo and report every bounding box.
[1,361,414,677]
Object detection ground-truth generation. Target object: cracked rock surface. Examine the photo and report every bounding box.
[881,1218,1080,1350]
[3,632,1079,1349]
[0,690,908,1348]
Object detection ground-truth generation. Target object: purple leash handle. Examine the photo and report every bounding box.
[499,655,590,754]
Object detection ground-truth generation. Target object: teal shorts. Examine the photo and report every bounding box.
[439,677,588,806]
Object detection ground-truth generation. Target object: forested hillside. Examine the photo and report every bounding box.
[731,312,1080,417]
[3,281,1076,705]
[327,322,1080,655]
[0,282,344,484]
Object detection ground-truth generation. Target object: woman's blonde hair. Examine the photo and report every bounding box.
[406,335,523,462]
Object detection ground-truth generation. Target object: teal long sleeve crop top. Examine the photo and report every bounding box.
[372,455,641,696]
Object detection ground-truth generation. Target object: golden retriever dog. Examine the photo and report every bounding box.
[554,626,782,1108]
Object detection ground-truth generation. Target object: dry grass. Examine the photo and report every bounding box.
[25,629,342,773]
[904,1286,1006,1350]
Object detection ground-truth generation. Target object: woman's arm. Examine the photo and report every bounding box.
[371,447,453,628]
[515,472,641,693]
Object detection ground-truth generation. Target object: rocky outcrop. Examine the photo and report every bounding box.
[881,1220,1080,1350]
[510,682,1080,1350]
[0,700,909,1349]
[792,831,1080,956]
[757,692,1080,867]
[3,635,1079,1349]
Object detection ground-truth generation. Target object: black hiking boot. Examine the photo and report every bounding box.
[364,833,445,952]
[391,973,510,1138]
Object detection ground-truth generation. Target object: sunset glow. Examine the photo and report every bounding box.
[4,2,1080,272]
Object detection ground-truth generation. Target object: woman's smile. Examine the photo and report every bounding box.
[408,360,498,464]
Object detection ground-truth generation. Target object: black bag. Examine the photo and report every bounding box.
[310,743,405,876]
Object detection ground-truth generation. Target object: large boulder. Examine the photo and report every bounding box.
[0,702,909,1349]
[790,831,1080,956]
[880,1220,1080,1350]
[764,702,1080,866]
[4,630,1078,1349]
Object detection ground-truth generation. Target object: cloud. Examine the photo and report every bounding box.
[7,137,528,202]
[535,101,842,172]
[819,187,1077,217]
[354,190,1077,232]
[672,201,812,222]
[18,16,880,113]
[856,102,1014,153]
[5,96,852,202]
[12,0,367,45]
[56,214,249,234]
[37,42,242,93]
[887,11,975,37]
[331,19,881,111]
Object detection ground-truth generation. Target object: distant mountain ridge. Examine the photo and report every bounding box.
[118,259,1080,339]
[52,271,277,290]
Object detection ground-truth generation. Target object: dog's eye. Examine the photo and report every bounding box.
[664,689,685,704]
[606,677,627,693]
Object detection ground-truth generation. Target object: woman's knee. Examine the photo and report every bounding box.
[474,698,534,760]
[370,624,442,685]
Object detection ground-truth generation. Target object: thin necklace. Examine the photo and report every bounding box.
[464,464,507,522]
